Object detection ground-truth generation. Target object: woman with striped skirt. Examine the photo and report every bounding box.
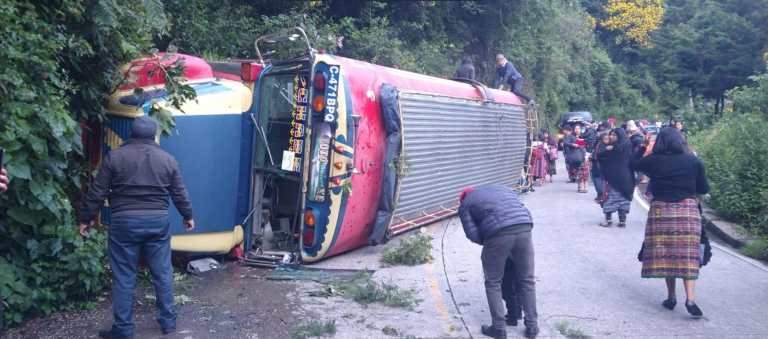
[631,127,710,318]
[596,128,636,227]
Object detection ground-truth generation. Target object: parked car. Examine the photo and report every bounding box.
[558,111,593,129]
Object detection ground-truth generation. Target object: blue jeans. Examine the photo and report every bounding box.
[108,212,175,337]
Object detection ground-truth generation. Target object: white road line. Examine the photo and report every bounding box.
[633,189,768,273]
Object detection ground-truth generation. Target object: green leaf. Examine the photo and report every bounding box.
[7,206,43,226]
[5,160,31,180]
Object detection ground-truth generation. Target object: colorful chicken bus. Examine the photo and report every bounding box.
[94,28,530,263]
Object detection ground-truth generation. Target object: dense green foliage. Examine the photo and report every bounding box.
[0,0,168,325]
[692,63,768,236]
[2,0,767,326]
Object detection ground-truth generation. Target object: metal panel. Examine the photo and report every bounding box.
[391,92,527,230]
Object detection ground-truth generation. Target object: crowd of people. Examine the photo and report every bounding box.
[459,117,712,339]
[558,117,711,316]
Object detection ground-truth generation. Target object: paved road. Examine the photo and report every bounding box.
[438,159,768,338]
[307,158,768,339]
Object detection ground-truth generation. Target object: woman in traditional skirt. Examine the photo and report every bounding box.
[596,128,635,227]
[564,125,588,190]
[631,127,710,317]
[544,131,558,179]
[530,136,549,185]
[590,132,610,204]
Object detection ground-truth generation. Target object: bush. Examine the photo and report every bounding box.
[0,0,166,326]
[292,320,337,339]
[328,272,420,309]
[381,233,433,266]
[692,114,768,235]
[742,238,768,261]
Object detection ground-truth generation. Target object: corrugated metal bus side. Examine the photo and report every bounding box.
[390,91,527,234]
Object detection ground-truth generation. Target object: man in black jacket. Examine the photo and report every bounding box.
[459,185,538,339]
[454,56,476,80]
[493,54,524,93]
[79,117,195,339]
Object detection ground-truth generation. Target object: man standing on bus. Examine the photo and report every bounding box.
[493,54,524,95]
[78,116,195,339]
[459,185,539,339]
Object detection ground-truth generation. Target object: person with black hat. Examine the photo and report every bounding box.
[78,116,195,339]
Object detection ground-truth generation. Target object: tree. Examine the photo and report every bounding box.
[651,0,763,115]
[600,0,664,46]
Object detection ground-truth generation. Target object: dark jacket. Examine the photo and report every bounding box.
[459,185,533,245]
[493,62,523,89]
[563,134,585,165]
[79,139,193,223]
[597,128,636,201]
[631,152,709,202]
[629,132,645,154]
[454,62,475,80]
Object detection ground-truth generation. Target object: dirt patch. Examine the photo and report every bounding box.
[5,262,306,339]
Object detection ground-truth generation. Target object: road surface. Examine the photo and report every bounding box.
[311,158,768,338]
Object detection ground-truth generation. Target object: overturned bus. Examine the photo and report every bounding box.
[89,28,531,263]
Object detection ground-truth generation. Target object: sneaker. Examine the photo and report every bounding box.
[599,220,612,227]
[99,329,132,339]
[662,298,677,310]
[161,327,176,335]
[525,324,539,338]
[617,221,626,228]
[481,325,507,339]
[685,300,703,318]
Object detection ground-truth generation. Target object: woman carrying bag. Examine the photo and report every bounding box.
[631,127,710,318]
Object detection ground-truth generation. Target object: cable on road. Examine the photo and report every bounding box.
[440,218,474,339]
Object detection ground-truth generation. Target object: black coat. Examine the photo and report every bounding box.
[454,63,475,80]
[459,185,533,245]
[597,129,635,201]
[79,139,194,223]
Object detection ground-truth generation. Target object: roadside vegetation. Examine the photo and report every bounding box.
[742,239,768,261]
[292,319,337,339]
[691,61,768,258]
[311,272,420,310]
[381,232,434,266]
[555,320,591,339]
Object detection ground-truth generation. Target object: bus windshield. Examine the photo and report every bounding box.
[255,73,307,171]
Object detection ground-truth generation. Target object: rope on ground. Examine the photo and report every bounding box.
[440,218,474,339]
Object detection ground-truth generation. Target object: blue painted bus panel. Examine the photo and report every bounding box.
[160,114,247,235]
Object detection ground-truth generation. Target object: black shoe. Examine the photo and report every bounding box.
[481,325,507,339]
[505,314,518,326]
[685,300,703,317]
[99,329,132,339]
[617,221,626,228]
[662,298,677,310]
[161,327,176,335]
[525,324,539,338]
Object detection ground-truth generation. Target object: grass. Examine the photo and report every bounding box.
[742,237,768,261]
[382,325,399,336]
[555,320,590,339]
[292,319,337,339]
[323,272,420,309]
[381,232,433,266]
